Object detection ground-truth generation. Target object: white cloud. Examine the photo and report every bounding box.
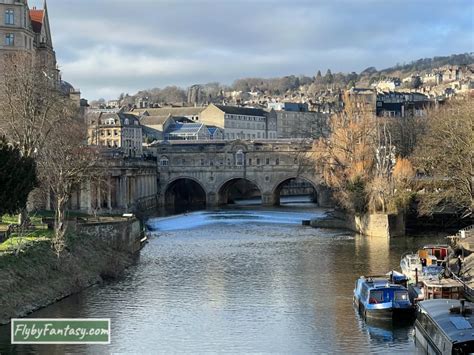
[45,0,474,99]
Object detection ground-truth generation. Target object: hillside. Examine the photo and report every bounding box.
[93,53,473,108]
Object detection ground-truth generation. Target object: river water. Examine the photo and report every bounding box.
[0,202,444,354]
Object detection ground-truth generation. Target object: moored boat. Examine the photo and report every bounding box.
[419,244,450,266]
[401,252,423,283]
[415,299,474,354]
[353,275,415,321]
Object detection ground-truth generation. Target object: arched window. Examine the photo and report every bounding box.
[235,149,244,166]
[124,118,129,125]
[160,156,169,166]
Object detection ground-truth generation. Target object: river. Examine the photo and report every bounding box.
[0,201,444,353]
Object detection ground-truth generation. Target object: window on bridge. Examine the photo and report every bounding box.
[235,150,244,166]
[160,157,169,166]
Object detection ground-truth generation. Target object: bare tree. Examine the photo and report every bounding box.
[0,52,69,158]
[36,119,102,255]
[413,97,473,218]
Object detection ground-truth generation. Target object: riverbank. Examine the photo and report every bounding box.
[310,210,405,237]
[0,217,142,325]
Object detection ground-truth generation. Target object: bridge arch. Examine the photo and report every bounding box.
[164,177,207,211]
[271,176,319,206]
[217,177,263,205]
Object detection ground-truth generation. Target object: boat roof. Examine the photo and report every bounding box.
[360,277,407,290]
[418,299,474,344]
[423,244,449,249]
[422,278,464,288]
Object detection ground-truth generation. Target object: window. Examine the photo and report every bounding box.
[394,291,408,301]
[200,158,205,166]
[266,158,270,165]
[369,290,384,304]
[5,33,14,46]
[275,158,279,165]
[248,158,252,166]
[160,157,169,166]
[256,158,260,165]
[5,9,14,25]
[235,150,244,166]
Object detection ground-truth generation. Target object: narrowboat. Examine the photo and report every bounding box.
[353,275,415,321]
[415,299,474,354]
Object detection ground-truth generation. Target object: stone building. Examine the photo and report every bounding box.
[376,91,431,117]
[199,104,277,140]
[0,0,58,80]
[88,112,143,157]
[267,110,329,139]
[0,0,81,105]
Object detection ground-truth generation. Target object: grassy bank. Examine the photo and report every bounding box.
[0,231,138,324]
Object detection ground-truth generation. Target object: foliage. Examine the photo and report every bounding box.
[412,97,473,218]
[0,136,37,216]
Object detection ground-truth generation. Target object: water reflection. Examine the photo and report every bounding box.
[0,206,444,353]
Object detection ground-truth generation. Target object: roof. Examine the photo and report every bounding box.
[98,112,140,127]
[29,9,44,33]
[418,299,473,344]
[213,104,266,117]
[167,123,204,135]
[136,107,205,117]
[140,115,170,126]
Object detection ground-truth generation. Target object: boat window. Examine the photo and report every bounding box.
[394,291,408,301]
[369,290,384,304]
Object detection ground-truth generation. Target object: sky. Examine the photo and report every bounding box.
[30,0,474,100]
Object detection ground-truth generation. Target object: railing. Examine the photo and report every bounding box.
[459,225,474,239]
[447,266,474,301]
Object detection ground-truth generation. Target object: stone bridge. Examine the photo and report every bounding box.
[149,139,332,208]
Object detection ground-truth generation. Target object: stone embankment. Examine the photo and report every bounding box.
[0,217,142,325]
[310,210,405,238]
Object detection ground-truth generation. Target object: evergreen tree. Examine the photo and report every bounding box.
[315,70,323,85]
[324,69,334,84]
[0,137,37,216]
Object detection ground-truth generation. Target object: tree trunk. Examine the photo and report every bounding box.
[53,196,67,256]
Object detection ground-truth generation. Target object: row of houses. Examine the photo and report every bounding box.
[346,87,435,118]
[86,102,330,157]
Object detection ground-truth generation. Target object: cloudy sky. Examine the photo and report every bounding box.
[31,0,473,100]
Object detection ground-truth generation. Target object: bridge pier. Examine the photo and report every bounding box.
[207,192,219,208]
[262,192,277,207]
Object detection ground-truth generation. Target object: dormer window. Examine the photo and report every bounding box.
[124,118,129,125]
[5,9,14,25]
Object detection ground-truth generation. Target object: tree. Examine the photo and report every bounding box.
[314,92,405,214]
[324,69,334,85]
[413,97,473,218]
[0,136,37,216]
[36,119,102,255]
[313,99,377,213]
[0,52,71,158]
